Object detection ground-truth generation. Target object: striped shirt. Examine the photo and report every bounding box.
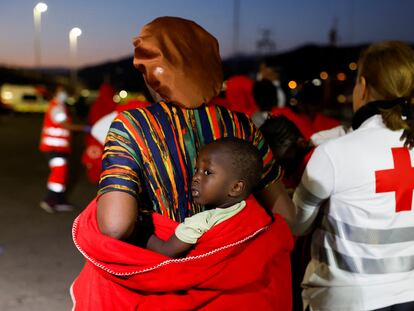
[98,102,280,222]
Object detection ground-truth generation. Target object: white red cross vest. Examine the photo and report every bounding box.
[39,99,71,153]
[293,115,414,310]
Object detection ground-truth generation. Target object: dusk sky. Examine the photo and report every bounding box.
[1,0,413,68]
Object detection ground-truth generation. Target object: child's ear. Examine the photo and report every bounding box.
[229,180,245,197]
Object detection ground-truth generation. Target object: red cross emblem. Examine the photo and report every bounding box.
[375,147,414,213]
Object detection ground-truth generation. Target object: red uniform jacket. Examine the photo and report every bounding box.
[39,99,71,153]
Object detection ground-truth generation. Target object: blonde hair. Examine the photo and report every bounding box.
[357,41,414,130]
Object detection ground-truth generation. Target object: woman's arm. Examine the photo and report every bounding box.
[291,146,334,235]
[250,118,296,226]
[97,191,138,240]
[96,112,142,240]
[254,180,296,227]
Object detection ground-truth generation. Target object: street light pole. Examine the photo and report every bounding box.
[233,0,240,56]
[69,27,82,87]
[33,2,48,69]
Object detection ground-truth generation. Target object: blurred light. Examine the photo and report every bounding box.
[80,89,90,97]
[312,78,322,86]
[113,95,121,103]
[67,97,76,106]
[337,72,346,81]
[320,71,328,80]
[34,2,48,13]
[337,94,347,103]
[69,27,82,38]
[2,91,13,101]
[119,90,128,99]
[290,98,298,106]
[349,62,358,71]
[288,80,297,89]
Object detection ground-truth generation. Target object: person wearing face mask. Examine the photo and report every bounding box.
[39,85,90,213]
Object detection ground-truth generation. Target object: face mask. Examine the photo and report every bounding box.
[57,91,68,103]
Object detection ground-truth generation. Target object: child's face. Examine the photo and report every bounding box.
[191,146,237,208]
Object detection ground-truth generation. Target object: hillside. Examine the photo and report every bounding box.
[0,44,369,90]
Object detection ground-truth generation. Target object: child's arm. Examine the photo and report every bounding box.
[147,210,213,257]
[147,233,193,258]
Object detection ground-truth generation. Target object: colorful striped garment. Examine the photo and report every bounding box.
[98,102,281,222]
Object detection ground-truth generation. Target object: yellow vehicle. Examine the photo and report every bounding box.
[0,84,48,113]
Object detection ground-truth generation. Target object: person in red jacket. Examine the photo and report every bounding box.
[39,85,90,213]
[81,83,118,184]
[294,79,341,136]
[225,75,258,116]
[271,79,341,140]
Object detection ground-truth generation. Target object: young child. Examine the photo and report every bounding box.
[146,137,263,258]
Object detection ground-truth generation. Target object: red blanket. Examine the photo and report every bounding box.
[71,197,293,310]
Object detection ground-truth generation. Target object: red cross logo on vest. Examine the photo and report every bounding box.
[375,147,414,213]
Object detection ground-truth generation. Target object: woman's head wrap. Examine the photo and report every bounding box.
[133,16,223,108]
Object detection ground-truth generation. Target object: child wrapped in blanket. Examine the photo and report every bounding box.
[147,137,264,258]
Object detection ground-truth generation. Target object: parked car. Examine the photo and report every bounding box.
[0,84,48,113]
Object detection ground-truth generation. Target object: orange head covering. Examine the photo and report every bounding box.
[133,16,223,109]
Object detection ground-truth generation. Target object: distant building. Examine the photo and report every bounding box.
[256,29,276,55]
[329,18,338,47]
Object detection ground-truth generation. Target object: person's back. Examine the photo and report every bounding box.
[293,41,414,310]
[87,83,117,125]
[82,83,117,183]
[299,115,414,309]
[72,16,294,311]
[100,101,276,222]
[225,75,257,116]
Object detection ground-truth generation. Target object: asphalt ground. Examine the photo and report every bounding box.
[0,112,97,310]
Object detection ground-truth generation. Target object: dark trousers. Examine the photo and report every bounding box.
[305,301,414,311]
[374,301,414,311]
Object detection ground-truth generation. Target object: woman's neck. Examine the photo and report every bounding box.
[352,98,405,130]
